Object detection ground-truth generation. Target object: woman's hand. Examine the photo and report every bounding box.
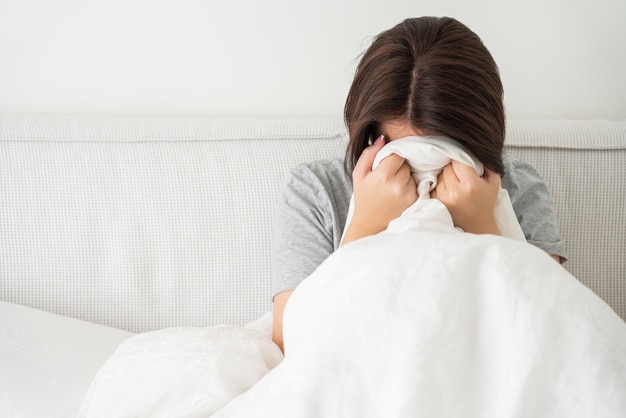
[431,160,501,235]
[341,136,418,245]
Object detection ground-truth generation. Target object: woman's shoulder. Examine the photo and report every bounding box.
[286,158,351,194]
[502,153,539,173]
[289,157,345,177]
[501,154,547,192]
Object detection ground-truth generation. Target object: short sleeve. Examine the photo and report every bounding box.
[502,155,568,262]
[270,159,351,298]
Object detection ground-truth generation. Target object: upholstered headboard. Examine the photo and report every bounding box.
[0,118,347,331]
[0,117,624,332]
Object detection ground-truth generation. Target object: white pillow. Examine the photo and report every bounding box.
[78,323,283,417]
[0,301,133,418]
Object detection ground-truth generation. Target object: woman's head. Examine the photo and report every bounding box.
[344,16,505,175]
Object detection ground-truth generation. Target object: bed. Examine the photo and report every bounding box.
[1,117,625,417]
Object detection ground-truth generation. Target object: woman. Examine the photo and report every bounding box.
[271,16,566,352]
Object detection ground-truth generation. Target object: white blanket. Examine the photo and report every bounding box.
[210,204,626,417]
[83,226,626,417]
[78,314,283,417]
[82,139,626,417]
[82,215,626,418]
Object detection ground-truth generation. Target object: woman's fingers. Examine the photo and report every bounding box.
[353,135,385,179]
[345,141,418,244]
[432,160,501,235]
[481,165,502,188]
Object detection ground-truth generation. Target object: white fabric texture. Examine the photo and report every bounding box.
[0,301,133,418]
[213,202,626,418]
[79,207,626,417]
[342,136,526,243]
[78,313,282,418]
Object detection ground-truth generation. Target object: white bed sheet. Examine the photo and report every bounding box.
[0,301,133,418]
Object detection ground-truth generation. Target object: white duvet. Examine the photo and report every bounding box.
[213,201,626,417]
[81,139,626,417]
[81,201,626,417]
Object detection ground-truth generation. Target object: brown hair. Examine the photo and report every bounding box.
[344,16,505,175]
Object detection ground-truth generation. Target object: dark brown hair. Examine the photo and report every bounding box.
[344,16,505,175]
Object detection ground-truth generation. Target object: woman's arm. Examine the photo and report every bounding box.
[503,155,566,262]
[270,160,350,352]
[272,290,292,353]
[272,139,419,352]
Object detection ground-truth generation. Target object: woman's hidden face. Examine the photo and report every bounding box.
[379,119,423,142]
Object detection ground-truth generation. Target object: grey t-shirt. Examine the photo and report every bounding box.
[271,155,567,297]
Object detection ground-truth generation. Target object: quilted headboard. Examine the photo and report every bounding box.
[0,117,624,331]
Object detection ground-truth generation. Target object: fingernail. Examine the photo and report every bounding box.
[374,135,385,145]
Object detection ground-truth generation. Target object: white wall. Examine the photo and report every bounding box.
[1,0,624,119]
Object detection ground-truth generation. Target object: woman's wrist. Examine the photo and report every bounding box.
[341,219,384,246]
[462,218,500,236]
